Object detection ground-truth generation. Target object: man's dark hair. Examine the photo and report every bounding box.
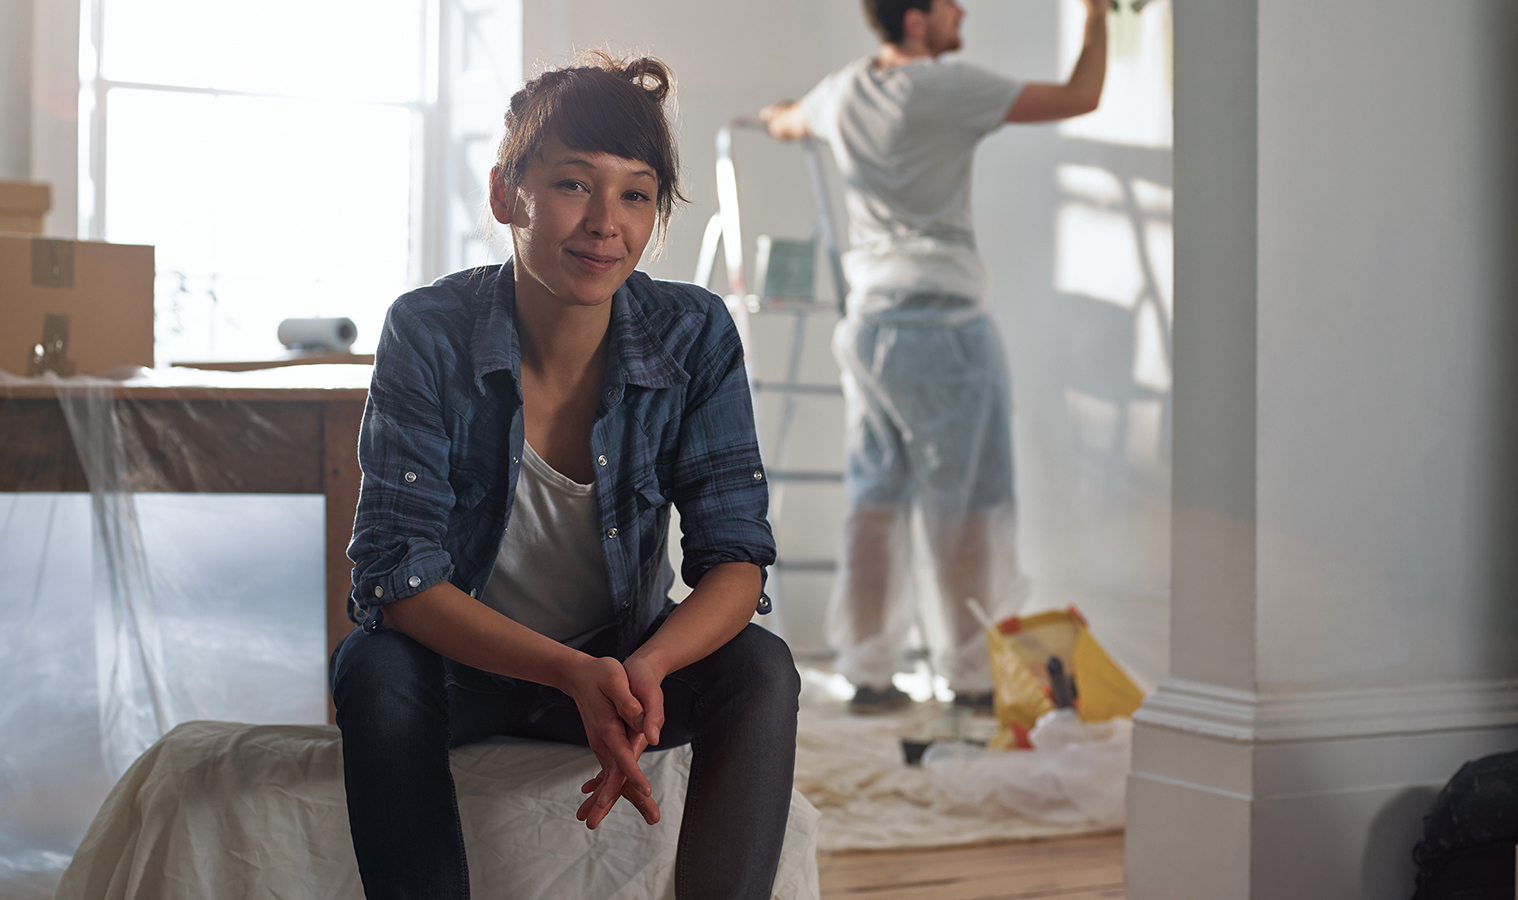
[495,51,686,241]
[861,0,932,45]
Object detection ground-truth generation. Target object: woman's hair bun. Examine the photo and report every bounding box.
[620,56,672,106]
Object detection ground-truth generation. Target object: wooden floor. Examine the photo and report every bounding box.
[818,832,1124,900]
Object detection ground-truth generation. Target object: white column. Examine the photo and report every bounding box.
[1127,1,1518,898]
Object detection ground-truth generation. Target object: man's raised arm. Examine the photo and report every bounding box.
[1006,0,1111,123]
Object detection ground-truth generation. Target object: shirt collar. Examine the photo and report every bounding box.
[470,260,689,394]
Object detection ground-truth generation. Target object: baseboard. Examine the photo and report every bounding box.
[1135,676,1518,744]
[1129,679,1518,899]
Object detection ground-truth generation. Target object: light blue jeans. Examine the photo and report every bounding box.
[830,302,1024,692]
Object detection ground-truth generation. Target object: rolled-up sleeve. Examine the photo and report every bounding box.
[347,300,459,619]
[671,313,777,592]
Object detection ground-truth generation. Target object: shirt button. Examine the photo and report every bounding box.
[621,601,630,609]
[597,455,608,466]
[373,585,384,598]
[605,389,618,402]
[407,575,421,588]
[404,471,417,483]
[606,527,619,538]
[753,470,764,481]
[511,456,519,465]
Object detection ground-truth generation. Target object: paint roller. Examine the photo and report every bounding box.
[277,317,358,353]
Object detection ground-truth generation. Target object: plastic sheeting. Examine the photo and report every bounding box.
[826,310,1031,693]
[792,669,1112,851]
[1,367,362,899]
[922,711,1131,828]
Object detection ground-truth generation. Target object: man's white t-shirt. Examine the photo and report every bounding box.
[479,441,615,649]
[800,56,1022,316]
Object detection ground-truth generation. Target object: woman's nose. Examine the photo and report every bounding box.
[584,194,620,237]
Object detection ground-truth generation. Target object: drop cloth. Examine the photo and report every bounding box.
[53,720,821,900]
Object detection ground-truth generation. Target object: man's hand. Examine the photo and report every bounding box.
[563,655,659,828]
[761,101,809,141]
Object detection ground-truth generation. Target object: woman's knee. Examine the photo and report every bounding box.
[722,624,801,707]
[330,628,448,738]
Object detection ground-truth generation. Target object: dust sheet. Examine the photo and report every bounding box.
[793,670,1118,852]
[53,720,821,900]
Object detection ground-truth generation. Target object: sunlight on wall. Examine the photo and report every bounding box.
[1054,161,1173,412]
[1055,170,1144,308]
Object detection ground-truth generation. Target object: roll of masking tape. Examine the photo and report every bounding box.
[276,317,358,352]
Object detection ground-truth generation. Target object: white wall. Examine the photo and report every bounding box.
[0,0,33,178]
[967,0,1174,687]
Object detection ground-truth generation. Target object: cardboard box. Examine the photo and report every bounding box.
[0,235,155,375]
[0,181,52,235]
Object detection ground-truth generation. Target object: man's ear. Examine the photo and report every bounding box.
[900,6,928,42]
[488,165,516,226]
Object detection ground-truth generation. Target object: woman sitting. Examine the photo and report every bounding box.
[330,53,800,900]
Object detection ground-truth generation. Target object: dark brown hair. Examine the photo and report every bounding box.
[495,51,685,242]
[861,0,932,44]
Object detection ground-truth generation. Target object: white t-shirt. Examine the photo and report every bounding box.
[800,56,1022,316]
[478,441,615,649]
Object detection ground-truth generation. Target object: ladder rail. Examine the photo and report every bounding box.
[691,118,952,692]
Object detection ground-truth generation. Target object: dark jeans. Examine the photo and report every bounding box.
[330,616,801,900]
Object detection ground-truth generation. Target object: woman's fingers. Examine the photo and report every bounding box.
[579,768,661,829]
[580,730,657,829]
[592,723,652,798]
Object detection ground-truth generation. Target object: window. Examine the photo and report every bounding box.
[79,0,521,362]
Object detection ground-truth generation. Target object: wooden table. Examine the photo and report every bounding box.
[1,369,370,721]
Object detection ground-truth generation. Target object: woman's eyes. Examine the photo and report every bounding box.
[551,180,652,203]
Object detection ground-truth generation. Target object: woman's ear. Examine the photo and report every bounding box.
[488,165,516,226]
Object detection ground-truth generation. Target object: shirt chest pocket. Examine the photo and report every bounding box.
[634,473,666,511]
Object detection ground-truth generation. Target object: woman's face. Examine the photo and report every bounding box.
[491,136,659,311]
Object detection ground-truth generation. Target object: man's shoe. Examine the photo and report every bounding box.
[951,690,996,715]
[849,683,914,715]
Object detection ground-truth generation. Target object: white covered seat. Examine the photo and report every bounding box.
[54,720,821,900]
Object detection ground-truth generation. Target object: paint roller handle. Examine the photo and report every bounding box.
[1047,656,1076,709]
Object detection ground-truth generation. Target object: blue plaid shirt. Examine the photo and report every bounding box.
[347,262,775,658]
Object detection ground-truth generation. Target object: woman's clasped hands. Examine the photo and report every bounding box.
[566,652,668,830]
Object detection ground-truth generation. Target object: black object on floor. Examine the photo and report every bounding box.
[951,690,994,715]
[1412,749,1518,900]
[849,683,913,715]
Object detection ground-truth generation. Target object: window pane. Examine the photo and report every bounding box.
[106,88,413,360]
[101,0,426,104]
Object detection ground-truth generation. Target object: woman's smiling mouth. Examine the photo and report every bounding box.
[568,249,621,272]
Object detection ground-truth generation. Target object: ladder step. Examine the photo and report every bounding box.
[766,470,844,483]
[750,380,843,396]
[772,559,836,573]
